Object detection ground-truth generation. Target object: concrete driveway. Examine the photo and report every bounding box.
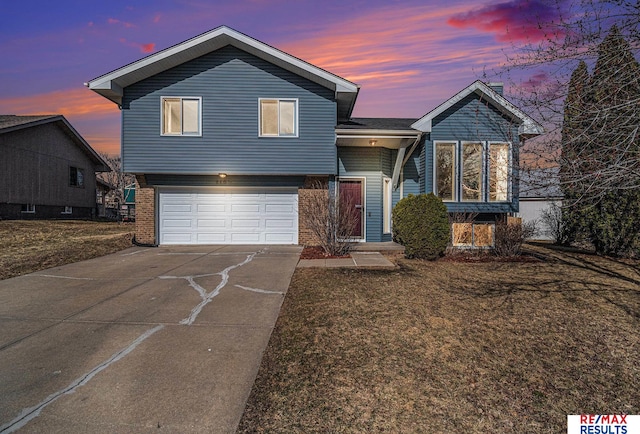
[0,245,301,433]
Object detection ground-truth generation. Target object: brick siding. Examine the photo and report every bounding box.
[135,177,156,245]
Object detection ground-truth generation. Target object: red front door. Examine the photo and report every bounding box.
[339,180,364,238]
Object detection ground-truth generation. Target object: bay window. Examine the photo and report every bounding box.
[434,140,511,202]
[435,142,456,201]
[461,142,483,201]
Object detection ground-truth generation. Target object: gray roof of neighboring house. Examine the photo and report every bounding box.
[0,114,58,130]
[519,167,563,199]
[337,118,419,131]
[0,114,111,172]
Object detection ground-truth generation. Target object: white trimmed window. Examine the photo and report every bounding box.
[259,98,298,137]
[161,97,201,136]
[434,142,456,201]
[489,142,510,202]
[434,141,511,203]
[21,204,35,213]
[62,206,73,214]
[461,142,483,202]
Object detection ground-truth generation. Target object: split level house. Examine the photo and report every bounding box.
[87,26,543,246]
[0,115,110,219]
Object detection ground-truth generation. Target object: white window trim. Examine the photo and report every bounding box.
[460,141,485,203]
[62,206,73,214]
[383,177,392,234]
[433,141,458,202]
[160,96,202,137]
[488,141,512,202]
[21,204,35,213]
[258,98,299,138]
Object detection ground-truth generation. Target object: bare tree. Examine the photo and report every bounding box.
[98,154,136,220]
[303,181,358,257]
[498,0,640,203]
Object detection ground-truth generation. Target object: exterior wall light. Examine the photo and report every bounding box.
[219,173,227,178]
[369,140,377,146]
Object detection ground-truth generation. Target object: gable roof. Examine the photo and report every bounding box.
[87,26,360,120]
[411,80,543,137]
[0,115,111,171]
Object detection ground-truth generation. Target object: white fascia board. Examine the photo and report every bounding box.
[411,80,543,136]
[335,129,420,138]
[87,26,358,103]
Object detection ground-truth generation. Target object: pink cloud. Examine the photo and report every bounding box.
[107,17,136,28]
[0,88,121,154]
[448,0,565,42]
[119,38,156,53]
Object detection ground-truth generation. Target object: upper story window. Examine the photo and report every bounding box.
[434,141,511,203]
[69,166,85,188]
[259,98,298,137]
[161,97,201,136]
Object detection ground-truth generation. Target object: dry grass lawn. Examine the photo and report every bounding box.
[238,245,640,433]
[0,220,134,280]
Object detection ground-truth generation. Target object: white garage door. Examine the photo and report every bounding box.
[158,187,298,245]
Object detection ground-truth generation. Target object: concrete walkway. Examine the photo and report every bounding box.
[297,242,402,268]
[0,245,301,434]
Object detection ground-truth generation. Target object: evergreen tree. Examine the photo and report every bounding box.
[585,26,640,256]
[561,26,640,255]
[559,61,590,244]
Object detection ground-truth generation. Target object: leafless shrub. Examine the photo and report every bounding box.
[494,220,537,257]
[304,181,358,257]
[539,202,569,245]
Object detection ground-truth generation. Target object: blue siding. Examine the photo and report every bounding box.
[402,141,421,197]
[338,147,390,242]
[423,93,520,214]
[122,46,337,175]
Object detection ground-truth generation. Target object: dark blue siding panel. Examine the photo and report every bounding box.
[426,93,520,214]
[402,142,421,197]
[144,174,305,188]
[122,46,337,175]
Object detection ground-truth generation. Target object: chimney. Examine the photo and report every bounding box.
[488,82,504,96]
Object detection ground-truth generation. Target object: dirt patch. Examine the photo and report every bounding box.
[300,246,351,260]
[238,245,640,433]
[0,220,134,280]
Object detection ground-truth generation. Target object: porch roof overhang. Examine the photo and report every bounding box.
[335,121,422,189]
[335,129,420,149]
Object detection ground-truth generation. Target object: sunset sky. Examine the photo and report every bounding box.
[1,0,565,155]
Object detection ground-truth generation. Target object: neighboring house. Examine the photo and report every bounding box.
[88,26,542,246]
[0,115,110,219]
[122,183,136,221]
[518,167,563,240]
[96,178,114,218]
